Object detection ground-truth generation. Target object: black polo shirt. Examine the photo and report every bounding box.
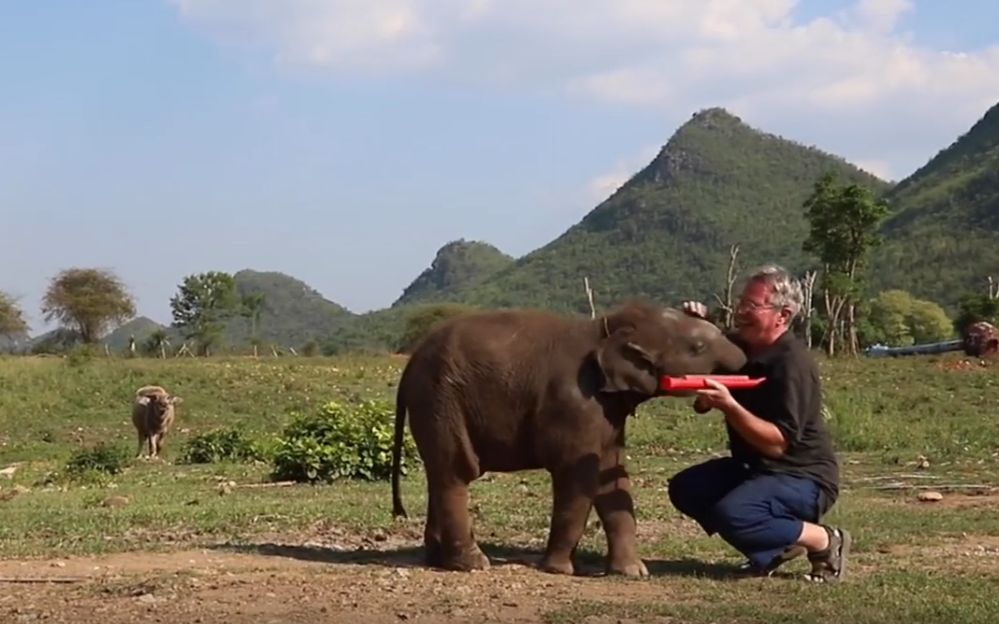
[726,329,840,516]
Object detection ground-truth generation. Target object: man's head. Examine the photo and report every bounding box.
[733,264,802,350]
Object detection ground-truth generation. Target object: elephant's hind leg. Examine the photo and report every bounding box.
[423,485,443,567]
[432,474,489,571]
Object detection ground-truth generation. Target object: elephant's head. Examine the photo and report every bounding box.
[594,300,747,395]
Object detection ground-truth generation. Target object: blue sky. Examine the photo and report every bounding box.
[2,1,998,334]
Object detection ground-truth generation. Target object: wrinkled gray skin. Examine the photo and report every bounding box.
[132,385,183,459]
[390,300,747,577]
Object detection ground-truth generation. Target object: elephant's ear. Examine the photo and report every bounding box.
[595,326,658,393]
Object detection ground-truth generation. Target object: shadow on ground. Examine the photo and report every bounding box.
[208,541,745,580]
[207,541,545,570]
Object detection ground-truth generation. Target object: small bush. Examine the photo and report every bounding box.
[179,427,271,464]
[270,399,418,483]
[64,443,129,481]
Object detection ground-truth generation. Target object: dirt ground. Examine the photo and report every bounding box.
[0,539,680,624]
[3,523,997,624]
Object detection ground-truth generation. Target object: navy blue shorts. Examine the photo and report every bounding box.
[668,457,821,569]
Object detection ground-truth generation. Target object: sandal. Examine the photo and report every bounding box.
[804,526,851,583]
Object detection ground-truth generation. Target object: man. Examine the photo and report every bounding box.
[667,264,850,582]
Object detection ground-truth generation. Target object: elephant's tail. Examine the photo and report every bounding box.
[391,386,408,519]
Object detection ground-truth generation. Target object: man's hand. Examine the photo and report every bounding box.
[694,378,737,412]
[681,300,708,319]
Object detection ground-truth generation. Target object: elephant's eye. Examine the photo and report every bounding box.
[691,340,706,355]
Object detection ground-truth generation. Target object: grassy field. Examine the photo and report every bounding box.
[1,351,998,623]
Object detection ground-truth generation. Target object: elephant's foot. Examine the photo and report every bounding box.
[423,539,443,568]
[538,554,575,576]
[440,543,490,571]
[606,556,649,578]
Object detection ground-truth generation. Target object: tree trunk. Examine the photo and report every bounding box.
[802,270,817,349]
[847,302,858,356]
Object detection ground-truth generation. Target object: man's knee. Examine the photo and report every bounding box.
[666,466,700,515]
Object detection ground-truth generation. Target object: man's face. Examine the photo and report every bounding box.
[734,279,789,346]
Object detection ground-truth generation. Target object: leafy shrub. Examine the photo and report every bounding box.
[270,399,419,483]
[179,427,271,464]
[64,443,129,480]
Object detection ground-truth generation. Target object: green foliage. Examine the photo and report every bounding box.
[170,271,240,355]
[63,443,129,481]
[801,172,890,354]
[240,292,266,342]
[862,290,953,346]
[270,399,418,483]
[396,302,477,353]
[0,291,29,341]
[40,268,136,344]
[179,427,271,464]
[803,172,890,279]
[908,299,955,343]
[954,293,999,333]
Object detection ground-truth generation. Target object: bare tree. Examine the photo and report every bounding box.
[583,277,596,319]
[712,244,740,330]
[800,270,818,348]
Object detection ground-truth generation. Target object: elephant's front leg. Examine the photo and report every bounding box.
[593,445,648,577]
[539,459,598,575]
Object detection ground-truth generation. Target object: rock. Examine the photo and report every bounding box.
[0,464,18,479]
[918,491,943,502]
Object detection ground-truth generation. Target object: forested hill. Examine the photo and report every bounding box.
[221,270,355,348]
[447,107,889,314]
[872,102,999,309]
[391,240,513,307]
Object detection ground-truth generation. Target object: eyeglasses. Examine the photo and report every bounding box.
[735,301,781,313]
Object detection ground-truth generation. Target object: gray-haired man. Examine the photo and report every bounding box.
[667,264,850,581]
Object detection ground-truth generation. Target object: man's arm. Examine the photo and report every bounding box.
[719,402,788,459]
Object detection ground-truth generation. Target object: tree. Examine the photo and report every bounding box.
[0,291,30,342]
[954,292,999,334]
[240,292,266,357]
[861,290,953,347]
[802,173,889,356]
[712,243,740,330]
[908,299,953,344]
[169,271,239,356]
[40,268,135,344]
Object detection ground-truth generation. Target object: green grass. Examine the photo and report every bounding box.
[1,352,998,621]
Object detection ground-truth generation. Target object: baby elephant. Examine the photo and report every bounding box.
[131,385,183,459]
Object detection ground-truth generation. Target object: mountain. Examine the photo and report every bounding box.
[103,316,173,352]
[221,270,356,348]
[872,102,999,309]
[445,108,890,314]
[392,239,513,307]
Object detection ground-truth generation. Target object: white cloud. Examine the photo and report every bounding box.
[170,0,999,179]
[587,144,662,202]
[847,0,913,33]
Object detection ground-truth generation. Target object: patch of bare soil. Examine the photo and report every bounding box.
[0,534,727,624]
[874,534,999,572]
